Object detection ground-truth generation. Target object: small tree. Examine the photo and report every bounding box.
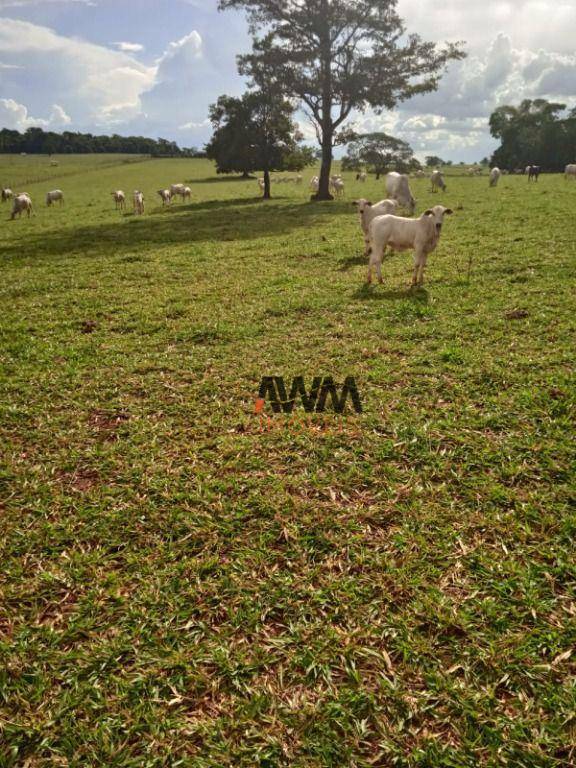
[342,132,416,177]
[219,0,465,200]
[205,90,312,198]
[425,155,445,167]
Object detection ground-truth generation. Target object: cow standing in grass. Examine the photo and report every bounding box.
[367,205,453,286]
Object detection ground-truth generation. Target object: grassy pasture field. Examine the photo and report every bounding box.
[1,154,575,767]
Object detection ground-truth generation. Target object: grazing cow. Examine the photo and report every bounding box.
[367,205,453,286]
[111,190,126,210]
[489,167,501,187]
[527,165,541,182]
[170,183,185,198]
[565,164,576,180]
[385,172,416,214]
[357,172,367,182]
[133,190,145,215]
[46,189,64,206]
[11,193,33,220]
[354,198,398,255]
[414,170,427,179]
[430,170,447,192]
[1,188,13,202]
[330,176,344,197]
[158,189,172,205]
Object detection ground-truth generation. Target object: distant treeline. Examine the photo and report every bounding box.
[490,99,576,171]
[0,127,206,157]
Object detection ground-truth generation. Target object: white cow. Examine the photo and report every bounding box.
[489,167,501,187]
[413,170,427,179]
[111,190,126,210]
[11,193,33,220]
[358,172,367,182]
[367,205,453,286]
[157,189,172,205]
[309,176,319,192]
[1,188,13,203]
[430,170,446,192]
[564,164,576,180]
[385,172,416,215]
[133,190,145,215]
[330,176,344,197]
[170,183,186,198]
[46,189,64,206]
[354,198,398,255]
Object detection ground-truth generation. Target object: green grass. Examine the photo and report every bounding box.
[1,155,575,767]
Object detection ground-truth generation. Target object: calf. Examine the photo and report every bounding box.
[430,170,446,192]
[1,188,13,203]
[157,189,172,205]
[353,198,398,255]
[46,189,64,206]
[11,193,33,220]
[367,205,453,286]
[111,190,125,210]
[133,190,145,215]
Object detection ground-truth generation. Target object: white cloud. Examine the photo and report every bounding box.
[113,42,144,53]
[178,118,210,131]
[0,98,71,129]
[0,0,95,6]
[0,18,156,128]
[347,31,576,161]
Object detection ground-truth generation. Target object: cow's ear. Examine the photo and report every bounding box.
[444,208,454,215]
[423,209,434,216]
[366,201,373,206]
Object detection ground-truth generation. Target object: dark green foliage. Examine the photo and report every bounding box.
[342,132,419,175]
[489,99,576,170]
[205,90,314,196]
[0,126,202,156]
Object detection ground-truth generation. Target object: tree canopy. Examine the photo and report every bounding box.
[219,0,465,199]
[341,132,419,176]
[489,99,576,171]
[0,127,201,157]
[205,89,315,198]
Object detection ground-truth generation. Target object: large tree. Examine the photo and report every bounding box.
[342,132,417,177]
[205,90,314,198]
[219,0,465,200]
[489,99,576,171]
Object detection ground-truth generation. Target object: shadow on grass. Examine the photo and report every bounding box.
[337,253,366,271]
[5,197,354,261]
[353,283,429,303]
[187,176,257,185]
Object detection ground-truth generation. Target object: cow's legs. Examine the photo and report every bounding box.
[367,244,383,284]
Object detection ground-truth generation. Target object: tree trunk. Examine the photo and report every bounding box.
[312,0,334,202]
[263,168,271,200]
[313,133,334,200]
[241,170,251,179]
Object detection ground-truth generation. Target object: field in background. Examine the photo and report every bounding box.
[1,155,575,767]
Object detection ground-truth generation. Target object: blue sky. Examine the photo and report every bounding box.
[1,0,576,162]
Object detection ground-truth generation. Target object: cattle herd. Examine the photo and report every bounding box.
[2,162,576,286]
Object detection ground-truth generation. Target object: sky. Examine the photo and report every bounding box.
[1,0,576,163]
